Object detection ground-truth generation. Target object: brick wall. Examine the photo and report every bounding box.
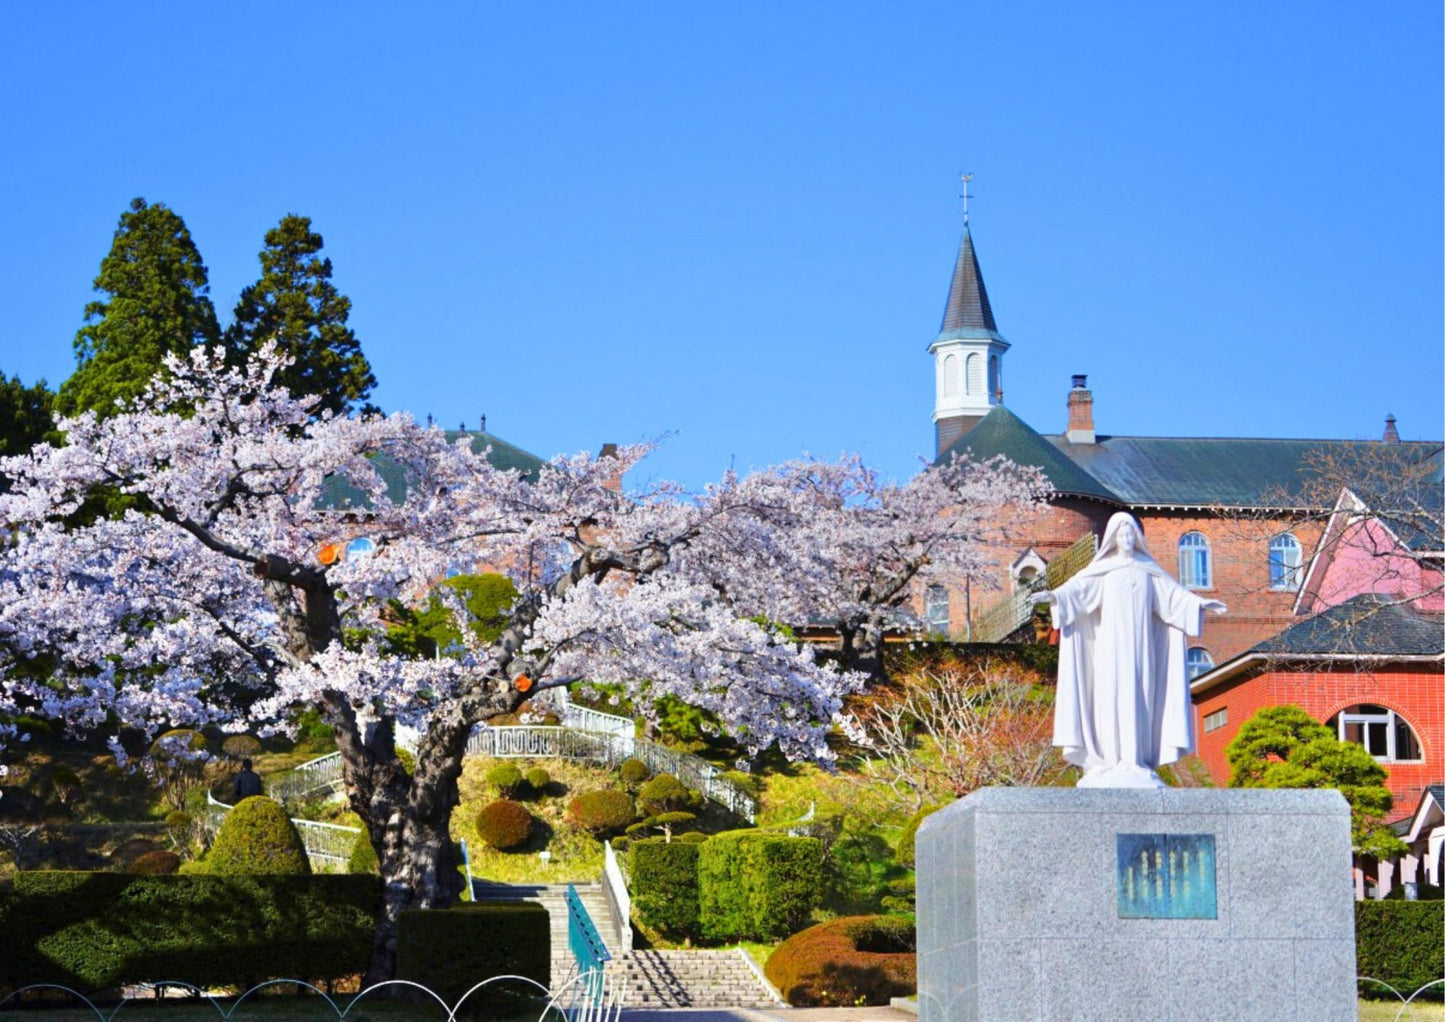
[1193,663,1444,816]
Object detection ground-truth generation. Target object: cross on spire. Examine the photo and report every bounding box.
[960,172,974,224]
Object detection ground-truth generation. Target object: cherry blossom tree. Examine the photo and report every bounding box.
[0,346,1040,979]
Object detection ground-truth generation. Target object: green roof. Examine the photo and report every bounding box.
[1252,594,1443,658]
[317,430,545,511]
[935,406,1122,502]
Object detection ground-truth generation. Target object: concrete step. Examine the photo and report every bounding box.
[605,949,780,1009]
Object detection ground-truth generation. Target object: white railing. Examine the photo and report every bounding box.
[561,703,637,746]
[601,841,633,954]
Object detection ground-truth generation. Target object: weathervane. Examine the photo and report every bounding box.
[960,172,974,224]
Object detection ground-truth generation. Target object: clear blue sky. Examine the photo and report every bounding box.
[2,3,1440,490]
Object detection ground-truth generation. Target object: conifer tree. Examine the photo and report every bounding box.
[57,198,220,417]
[0,371,55,492]
[226,214,376,418]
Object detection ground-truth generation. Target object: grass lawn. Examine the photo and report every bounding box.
[1358,999,1445,1021]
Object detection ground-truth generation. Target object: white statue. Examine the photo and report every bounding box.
[1030,513,1226,788]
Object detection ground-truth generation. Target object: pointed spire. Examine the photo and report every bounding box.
[938,225,1000,340]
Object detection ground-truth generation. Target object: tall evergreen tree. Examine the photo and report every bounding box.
[225,214,376,418]
[57,198,220,417]
[0,371,55,492]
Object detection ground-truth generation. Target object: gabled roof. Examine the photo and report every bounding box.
[317,430,545,511]
[936,406,1122,503]
[934,226,1005,344]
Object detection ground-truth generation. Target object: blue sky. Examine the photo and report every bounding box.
[2,3,1440,490]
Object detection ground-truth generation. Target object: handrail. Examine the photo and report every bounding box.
[565,883,612,1009]
[601,841,633,953]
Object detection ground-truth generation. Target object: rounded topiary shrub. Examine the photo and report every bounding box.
[618,758,650,787]
[128,849,181,875]
[207,795,311,875]
[477,799,534,851]
[525,767,551,795]
[349,823,380,874]
[765,915,916,1007]
[895,803,945,867]
[486,763,524,798]
[110,838,161,867]
[221,734,262,758]
[639,773,697,814]
[567,788,635,837]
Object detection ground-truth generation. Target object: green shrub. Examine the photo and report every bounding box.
[618,758,650,787]
[0,873,379,991]
[477,799,534,851]
[349,824,379,875]
[164,809,192,830]
[110,838,161,867]
[698,831,823,941]
[525,767,551,794]
[567,788,635,837]
[895,803,945,868]
[765,914,916,1006]
[1357,900,1445,997]
[626,811,698,841]
[396,902,549,1011]
[638,773,699,815]
[221,734,262,758]
[630,838,701,938]
[208,796,311,875]
[126,849,181,875]
[486,763,525,798]
[677,830,707,844]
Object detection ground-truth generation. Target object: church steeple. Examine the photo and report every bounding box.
[930,221,1010,456]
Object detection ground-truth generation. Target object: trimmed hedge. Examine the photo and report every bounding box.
[698,831,823,941]
[349,824,379,875]
[629,838,700,937]
[208,796,310,875]
[1357,900,1445,998]
[619,758,650,787]
[567,788,635,837]
[477,799,534,851]
[396,901,550,1011]
[765,914,916,1007]
[895,803,945,868]
[0,872,379,991]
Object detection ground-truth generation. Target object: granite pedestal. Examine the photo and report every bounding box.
[915,788,1356,1022]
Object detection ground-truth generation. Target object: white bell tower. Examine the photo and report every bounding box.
[931,212,1008,457]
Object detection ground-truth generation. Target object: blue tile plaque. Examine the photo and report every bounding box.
[1116,833,1216,919]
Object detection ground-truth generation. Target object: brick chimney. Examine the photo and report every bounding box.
[1066,375,1095,444]
[599,443,623,491]
[1382,414,1400,444]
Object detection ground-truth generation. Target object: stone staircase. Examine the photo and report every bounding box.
[607,949,780,1009]
[471,880,623,991]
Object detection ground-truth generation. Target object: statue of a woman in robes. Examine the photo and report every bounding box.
[1030,513,1226,788]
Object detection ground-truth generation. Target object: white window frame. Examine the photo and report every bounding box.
[1268,533,1302,591]
[1178,531,1212,590]
[1331,705,1424,763]
[1203,707,1228,733]
[924,584,949,634]
[1186,647,1214,681]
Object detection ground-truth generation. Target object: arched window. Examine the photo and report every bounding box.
[1185,647,1213,681]
[1178,532,1212,589]
[941,353,959,398]
[965,353,983,396]
[988,354,1000,398]
[1268,533,1301,591]
[346,536,377,560]
[1326,705,1424,763]
[924,585,949,634]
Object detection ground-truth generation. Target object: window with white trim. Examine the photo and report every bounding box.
[1268,533,1302,591]
[924,584,949,634]
[942,353,959,398]
[1203,707,1228,733]
[1186,647,1213,681]
[965,353,983,396]
[1178,532,1212,589]
[1326,704,1424,763]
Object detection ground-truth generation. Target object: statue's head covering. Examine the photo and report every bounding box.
[1073,512,1170,581]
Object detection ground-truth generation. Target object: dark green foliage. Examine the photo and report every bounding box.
[697,831,824,941]
[225,214,376,418]
[1226,705,1405,856]
[477,799,534,851]
[221,734,262,758]
[895,803,946,867]
[207,796,311,875]
[0,372,55,491]
[58,198,220,418]
[629,838,700,938]
[567,788,636,837]
[618,758,650,787]
[387,573,519,659]
[349,823,379,875]
[765,915,916,1007]
[0,872,379,991]
[823,826,903,915]
[396,902,549,1011]
[486,764,525,798]
[625,811,699,842]
[128,850,181,875]
[1356,900,1444,998]
[525,767,551,794]
[639,773,700,815]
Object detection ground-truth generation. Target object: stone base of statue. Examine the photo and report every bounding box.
[915,787,1357,1022]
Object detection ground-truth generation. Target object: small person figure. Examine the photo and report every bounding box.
[1031,512,1227,788]
[233,757,264,801]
